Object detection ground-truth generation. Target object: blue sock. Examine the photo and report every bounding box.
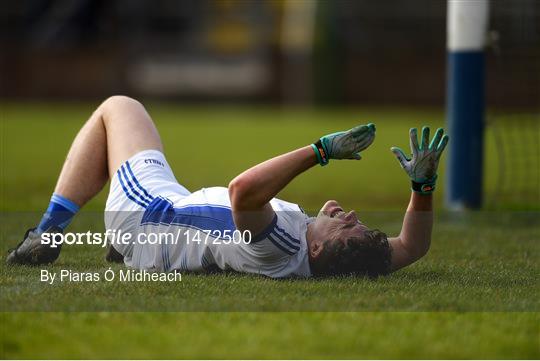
[37,193,80,233]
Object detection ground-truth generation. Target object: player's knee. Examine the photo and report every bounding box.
[99,95,147,126]
[101,95,142,111]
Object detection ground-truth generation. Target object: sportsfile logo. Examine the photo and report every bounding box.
[144,158,164,167]
[40,229,253,248]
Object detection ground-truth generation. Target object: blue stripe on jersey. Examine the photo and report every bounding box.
[125,161,154,202]
[269,229,300,252]
[117,168,148,208]
[251,214,278,243]
[268,234,296,255]
[120,165,153,205]
[274,224,300,246]
[142,202,237,237]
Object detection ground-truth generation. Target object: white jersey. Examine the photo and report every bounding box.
[105,150,312,278]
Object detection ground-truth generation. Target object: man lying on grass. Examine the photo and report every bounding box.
[6,96,449,278]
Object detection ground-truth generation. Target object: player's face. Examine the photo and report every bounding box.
[311,200,369,244]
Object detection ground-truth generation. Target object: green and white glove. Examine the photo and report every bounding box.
[312,123,376,166]
[391,126,449,194]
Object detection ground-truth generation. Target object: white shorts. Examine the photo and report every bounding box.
[104,149,190,259]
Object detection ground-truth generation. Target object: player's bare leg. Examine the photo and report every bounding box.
[55,95,163,205]
[7,95,164,265]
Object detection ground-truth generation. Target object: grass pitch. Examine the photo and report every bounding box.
[1,102,539,359]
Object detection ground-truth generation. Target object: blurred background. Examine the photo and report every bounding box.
[1,0,538,106]
[1,0,538,210]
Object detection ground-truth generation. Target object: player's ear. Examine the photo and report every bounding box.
[309,240,325,260]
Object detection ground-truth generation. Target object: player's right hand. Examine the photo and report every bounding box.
[311,123,376,166]
[391,126,449,194]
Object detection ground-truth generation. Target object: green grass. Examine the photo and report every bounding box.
[1,102,539,359]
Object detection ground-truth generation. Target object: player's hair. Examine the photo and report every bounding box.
[318,229,392,278]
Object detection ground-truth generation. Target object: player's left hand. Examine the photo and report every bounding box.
[391,126,449,194]
[312,123,376,166]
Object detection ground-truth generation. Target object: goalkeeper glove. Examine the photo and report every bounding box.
[391,126,449,194]
[312,123,376,166]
